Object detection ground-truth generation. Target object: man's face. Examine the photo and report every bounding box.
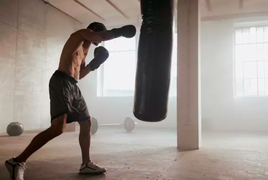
[88,22,106,46]
[93,29,106,46]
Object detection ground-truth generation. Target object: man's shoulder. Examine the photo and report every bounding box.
[70,29,96,39]
[71,29,90,35]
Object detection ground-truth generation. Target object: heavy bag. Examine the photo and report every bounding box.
[134,0,173,122]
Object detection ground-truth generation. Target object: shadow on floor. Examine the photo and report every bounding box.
[0,135,9,138]
[0,162,107,180]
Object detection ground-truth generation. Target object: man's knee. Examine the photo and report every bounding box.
[49,114,67,137]
[88,118,92,127]
[79,119,91,132]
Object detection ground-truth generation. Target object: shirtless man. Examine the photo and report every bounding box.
[5,22,136,180]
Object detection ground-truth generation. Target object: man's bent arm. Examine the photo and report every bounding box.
[80,62,92,79]
[82,40,91,57]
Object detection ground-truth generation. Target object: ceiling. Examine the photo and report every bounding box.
[43,0,268,27]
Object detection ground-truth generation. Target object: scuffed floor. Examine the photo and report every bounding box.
[0,127,268,180]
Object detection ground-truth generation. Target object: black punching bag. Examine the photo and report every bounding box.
[134,0,174,122]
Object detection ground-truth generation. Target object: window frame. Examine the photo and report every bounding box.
[233,22,268,98]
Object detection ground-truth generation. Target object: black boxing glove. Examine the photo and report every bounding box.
[89,46,109,71]
[110,25,136,38]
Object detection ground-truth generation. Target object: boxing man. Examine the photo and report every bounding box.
[5,22,136,180]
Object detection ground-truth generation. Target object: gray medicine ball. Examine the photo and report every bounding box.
[6,122,24,136]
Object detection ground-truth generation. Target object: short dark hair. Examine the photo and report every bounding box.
[87,22,107,32]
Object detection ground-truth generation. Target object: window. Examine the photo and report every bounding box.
[97,37,137,97]
[170,32,177,97]
[234,26,268,97]
[97,31,177,97]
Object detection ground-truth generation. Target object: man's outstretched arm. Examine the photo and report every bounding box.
[74,25,136,44]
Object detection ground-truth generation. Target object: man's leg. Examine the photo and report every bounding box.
[74,85,106,174]
[5,114,67,180]
[16,114,67,162]
[78,119,91,164]
[78,119,106,174]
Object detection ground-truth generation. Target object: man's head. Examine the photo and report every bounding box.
[87,22,107,46]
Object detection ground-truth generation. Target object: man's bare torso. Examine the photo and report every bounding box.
[58,34,88,80]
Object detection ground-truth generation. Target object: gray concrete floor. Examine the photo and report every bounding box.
[0,127,268,180]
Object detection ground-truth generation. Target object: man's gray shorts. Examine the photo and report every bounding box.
[49,70,90,124]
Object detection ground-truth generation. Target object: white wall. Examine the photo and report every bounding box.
[201,16,268,131]
[0,0,82,133]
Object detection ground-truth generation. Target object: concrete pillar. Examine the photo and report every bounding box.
[177,0,201,150]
